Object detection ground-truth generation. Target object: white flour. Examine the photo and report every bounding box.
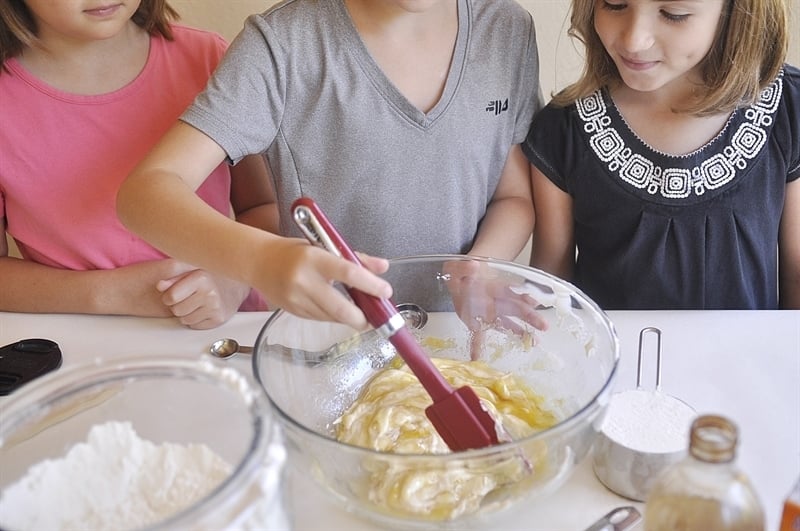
[602,390,695,453]
[0,421,231,530]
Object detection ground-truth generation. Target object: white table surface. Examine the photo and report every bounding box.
[1,310,798,530]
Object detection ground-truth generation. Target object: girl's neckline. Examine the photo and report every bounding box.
[570,70,785,203]
[333,0,469,126]
[603,87,738,160]
[7,32,158,104]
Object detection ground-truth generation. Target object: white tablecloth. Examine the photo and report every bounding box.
[1,310,798,530]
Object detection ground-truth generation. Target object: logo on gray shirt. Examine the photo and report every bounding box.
[486,98,508,115]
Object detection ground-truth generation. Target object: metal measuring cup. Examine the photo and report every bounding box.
[592,327,696,501]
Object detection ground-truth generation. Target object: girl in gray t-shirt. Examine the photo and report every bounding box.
[118,0,543,329]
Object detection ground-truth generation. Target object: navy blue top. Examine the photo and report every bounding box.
[523,65,800,310]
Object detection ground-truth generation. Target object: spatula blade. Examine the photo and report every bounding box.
[425,386,500,451]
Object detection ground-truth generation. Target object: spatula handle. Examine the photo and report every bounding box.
[388,326,453,402]
[290,197,454,400]
[291,197,400,332]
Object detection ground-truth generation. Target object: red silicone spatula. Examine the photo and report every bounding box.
[291,197,500,452]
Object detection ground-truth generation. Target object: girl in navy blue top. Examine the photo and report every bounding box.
[523,0,799,310]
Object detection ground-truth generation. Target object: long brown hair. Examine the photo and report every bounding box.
[0,0,180,70]
[552,0,789,115]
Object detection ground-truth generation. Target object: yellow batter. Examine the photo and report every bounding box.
[334,357,557,519]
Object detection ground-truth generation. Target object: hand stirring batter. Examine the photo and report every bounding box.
[291,197,502,451]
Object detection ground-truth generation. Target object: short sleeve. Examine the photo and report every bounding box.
[521,102,584,194]
[181,14,287,164]
[778,65,800,182]
[512,12,544,144]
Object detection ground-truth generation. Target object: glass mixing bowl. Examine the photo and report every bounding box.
[0,357,288,530]
[253,255,619,528]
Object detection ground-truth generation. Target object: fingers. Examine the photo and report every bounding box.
[334,257,392,300]
[452,273,550,347]
[496,315,529,336]
[261,244,392,329]
[494,291,549,332]
[282,284,370,331]
[282,255,388,330]
[155,277,180,293]
[355,252,390,275]
[469,327,486,361]
[163,286,227,329]
[158,269,241,329]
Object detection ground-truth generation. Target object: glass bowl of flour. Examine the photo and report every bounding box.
[254,255,620,529]
[0,357,288,530]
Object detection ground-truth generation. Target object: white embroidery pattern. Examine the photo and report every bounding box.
[577,72,783,199]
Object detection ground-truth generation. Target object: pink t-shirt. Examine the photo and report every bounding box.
[0,25,230,271]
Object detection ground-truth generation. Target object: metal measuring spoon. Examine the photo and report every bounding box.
[209,338,253,359]
[396,303,428,330]
[583,506,641,531]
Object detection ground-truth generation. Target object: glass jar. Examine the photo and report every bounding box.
[644,414,765,531]
[0,356,289,530]
[781,476,800,531]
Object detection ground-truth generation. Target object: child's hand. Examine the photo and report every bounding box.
[157,268,250,329]
[443,259,548,359]
[253,238,392,330]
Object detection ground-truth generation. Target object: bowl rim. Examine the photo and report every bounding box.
[252,254,621,459]
[0,356,276,530]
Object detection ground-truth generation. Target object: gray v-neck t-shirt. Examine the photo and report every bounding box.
[183,0,542,259]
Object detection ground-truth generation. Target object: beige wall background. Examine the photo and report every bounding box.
[172,0,799,101]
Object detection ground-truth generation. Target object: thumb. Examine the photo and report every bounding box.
[156,276,181,293]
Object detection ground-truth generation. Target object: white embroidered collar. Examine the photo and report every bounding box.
[576,70,784,199]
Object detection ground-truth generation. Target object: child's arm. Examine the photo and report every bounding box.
[529,164,575,280]
[779,179,800,309]
[0,224,202,316]
[229,154,280,234]
[454,145,546,342]
[154,153,277,326]
[117,121,393,329]
[467,145,534,261]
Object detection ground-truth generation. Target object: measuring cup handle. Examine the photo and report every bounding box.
[636,327,662,391]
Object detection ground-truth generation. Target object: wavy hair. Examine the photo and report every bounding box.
[552,0,789,115]
[0,0,179,70]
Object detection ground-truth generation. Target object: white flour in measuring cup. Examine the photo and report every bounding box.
[593,326,697,501]
[602,389,695,453]
[593,388,697,501]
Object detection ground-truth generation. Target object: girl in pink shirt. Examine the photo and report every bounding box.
[0,0,275,328]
